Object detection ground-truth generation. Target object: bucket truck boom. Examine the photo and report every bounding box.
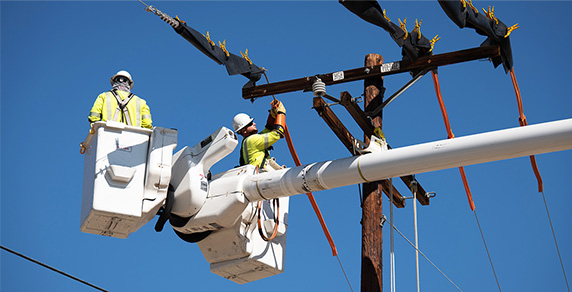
[80,118,572,284]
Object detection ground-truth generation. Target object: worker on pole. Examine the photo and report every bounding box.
[233,100,286,171]
[88,70,153,129]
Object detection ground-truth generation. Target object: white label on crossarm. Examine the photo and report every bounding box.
[332,71,344,81]
[381,62,400,73]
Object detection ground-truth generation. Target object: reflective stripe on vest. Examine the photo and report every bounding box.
[105,92,113,121]
[135,97,141,127]
[89,111,101,119]
[240,139,250,166]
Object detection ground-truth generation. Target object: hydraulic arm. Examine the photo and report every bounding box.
[80,118,572,284]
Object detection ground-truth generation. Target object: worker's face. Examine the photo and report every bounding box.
[241,122,257,137]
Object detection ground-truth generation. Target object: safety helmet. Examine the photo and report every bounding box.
[110,70,134,89]
[232,113,254,132]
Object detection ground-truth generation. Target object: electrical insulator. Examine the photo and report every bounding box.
[312,78,326,97]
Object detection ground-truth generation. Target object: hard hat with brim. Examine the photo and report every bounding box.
[111,70,134,89]
[233,113,254,132]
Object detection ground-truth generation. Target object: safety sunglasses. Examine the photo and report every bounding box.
[114,77,132,84]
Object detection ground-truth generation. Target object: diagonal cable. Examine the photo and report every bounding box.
[541,191,571,292]
[473,210,502,292]
[336,255,354,292]
[1,245,109,292]
[382,215,463,292]
[431,70,502,290]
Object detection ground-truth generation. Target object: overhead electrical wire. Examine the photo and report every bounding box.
[336,255,355,292]
[509,68,569,291]
[382,213,464,292]
[473,210,502,292]
[431,70,502,291]
[509,68,543,192]
[262,70,338,256]
[541,191,571,292]
[0,245,109,292]
[389,178,396,292]
[431,71,475,211]
[283,115,354,292]
[412,179,421,292]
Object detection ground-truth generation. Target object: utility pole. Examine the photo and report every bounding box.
[240,45,503,291]
[361,53,384,292]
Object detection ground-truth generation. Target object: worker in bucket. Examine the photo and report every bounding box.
[233,99,286,171]
[88,70,153,129]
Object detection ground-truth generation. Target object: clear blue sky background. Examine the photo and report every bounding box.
[1,1,571,291]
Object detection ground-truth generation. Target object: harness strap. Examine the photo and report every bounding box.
[239,136,270,168]
[109,90,135,126]
[239,139,247,166]
[260,149,269,169]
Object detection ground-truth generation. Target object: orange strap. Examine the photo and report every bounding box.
[284,124,338,256]
[510,68,543,192]
[432,71,476,211]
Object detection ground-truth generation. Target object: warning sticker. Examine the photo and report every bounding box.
[200,177,208,192]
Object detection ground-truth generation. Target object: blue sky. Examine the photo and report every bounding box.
[1,1,571,291]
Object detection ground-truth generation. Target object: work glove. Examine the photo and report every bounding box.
[270,99,286,118]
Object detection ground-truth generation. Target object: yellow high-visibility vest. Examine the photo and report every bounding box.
[239,128,282,168]
[88,90,152,129]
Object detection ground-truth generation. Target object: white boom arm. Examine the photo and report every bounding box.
[81,118,572,284]
[242,118,572,202]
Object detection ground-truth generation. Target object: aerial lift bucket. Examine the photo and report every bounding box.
[80,121,177,238]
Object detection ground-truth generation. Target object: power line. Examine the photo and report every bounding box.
[541,191,571,292]
[473,210,502,292]
[381,215,464,292]
[336,254,354,292]
[0,245,109,292]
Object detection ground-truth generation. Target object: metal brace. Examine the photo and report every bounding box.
[403,191,437,200]
[365,68,430,118]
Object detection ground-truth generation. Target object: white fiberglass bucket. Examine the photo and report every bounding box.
[80,121,177,238]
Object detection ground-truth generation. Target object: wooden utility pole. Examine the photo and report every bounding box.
[241,45,499,291]
[361,53,384,292]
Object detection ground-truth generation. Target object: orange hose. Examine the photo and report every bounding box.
[284,124,338,256]
[257,200,280,241]
[510,68,543,192]
[432,71,476,211]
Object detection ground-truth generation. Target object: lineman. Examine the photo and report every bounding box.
[233,100,286,170]
[88,70,153,129]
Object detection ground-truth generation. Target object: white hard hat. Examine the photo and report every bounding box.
[110,70,134,89]
[232,113,254,132]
